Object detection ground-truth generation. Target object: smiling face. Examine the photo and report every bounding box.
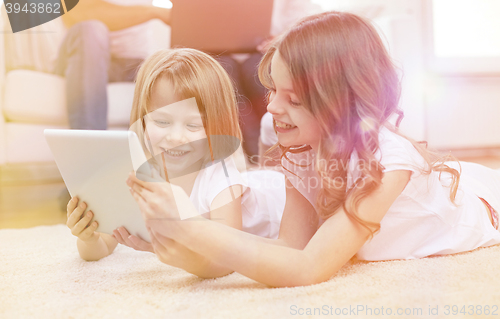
[267,51,323,150]
[144,76,209,174]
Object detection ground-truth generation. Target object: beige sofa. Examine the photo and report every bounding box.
[0,20,136,167]
[0,14,169,177]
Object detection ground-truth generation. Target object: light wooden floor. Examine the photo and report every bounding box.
[1,152,500,229]
[0,181,68,228]
[0,163,68,229]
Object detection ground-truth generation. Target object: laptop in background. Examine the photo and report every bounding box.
[170,0,274,54]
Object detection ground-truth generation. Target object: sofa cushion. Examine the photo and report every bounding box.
[5,122,63,163]
[3,70,135,127]
[1,9,65,73]
[4,122,128,164]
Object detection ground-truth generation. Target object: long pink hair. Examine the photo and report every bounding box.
[259,11,460,237]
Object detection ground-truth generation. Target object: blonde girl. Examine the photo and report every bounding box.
[127,12,500,287]
[66,49,285,277]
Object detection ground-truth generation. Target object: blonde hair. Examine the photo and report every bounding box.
[259,11,460,238]
[130,48,242,160]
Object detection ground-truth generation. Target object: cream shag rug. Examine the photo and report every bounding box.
[1,225,499,319]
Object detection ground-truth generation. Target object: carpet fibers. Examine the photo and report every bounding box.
[1,225,499,318]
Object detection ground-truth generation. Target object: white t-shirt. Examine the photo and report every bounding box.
[190,156,285,239]
[282,126,500,260]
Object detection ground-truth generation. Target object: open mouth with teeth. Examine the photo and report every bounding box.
[275,120,297,131]
[161,148,190,158]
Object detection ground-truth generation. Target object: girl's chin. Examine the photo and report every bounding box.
[276,136,296,147]
[163,157,206,172]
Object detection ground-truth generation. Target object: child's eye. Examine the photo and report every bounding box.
[187,124,203,130]
[289,99,301,107]
[154,120,169,127]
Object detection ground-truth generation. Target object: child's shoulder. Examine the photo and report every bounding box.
[199,157,244,182]
[378,126,412,149]
[375,126,427,173]
[191,156,249,214]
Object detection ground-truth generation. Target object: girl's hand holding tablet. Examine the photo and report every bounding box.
[66,197,99,243]
[112,227,153,253]
[126,172,232,277]
[66,197,118,261]
[148,230,216,275]
[126,171,195,235]
[66,194,154,254]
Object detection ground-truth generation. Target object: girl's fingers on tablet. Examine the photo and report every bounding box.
[66,197,78,218]
[131,187,156,215]
[118,227,134,247]
[130,182,146,196]
[66,201,86,229]
[128,172,155,191]
[114,228,135,248]
[129,187,160,221]
[72,210,93,236]
[136,172,160,184]
[80,221,98,240]
[129,235,153,252]
[129,185,147,204]
[118,227,130,237]
[112,230,125,245]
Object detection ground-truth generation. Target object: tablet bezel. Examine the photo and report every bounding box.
[44,129,151,242]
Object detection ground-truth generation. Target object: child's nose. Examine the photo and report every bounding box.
[267,97,284,115]
[165,127,188,145]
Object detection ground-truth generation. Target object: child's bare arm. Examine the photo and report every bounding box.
[146,185,244,278]
[167,177,318,278]
[132,170,411,287]
[67,197,118,261]
[76,233,118,261]
[185,170,411,286]
[151,180,319,278]
[127,174,319,278]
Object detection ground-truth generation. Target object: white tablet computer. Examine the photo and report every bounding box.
[44,129,151,242]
